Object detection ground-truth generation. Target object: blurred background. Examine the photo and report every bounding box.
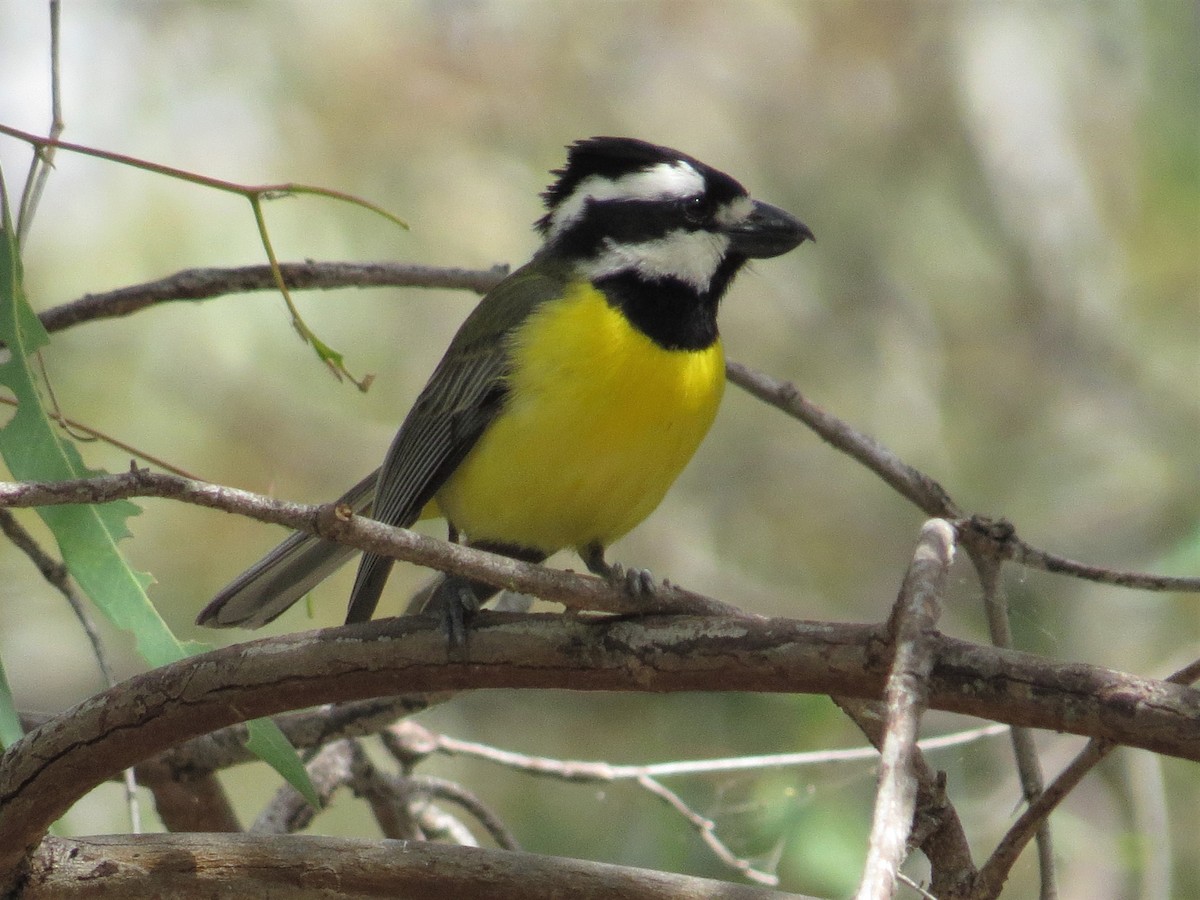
[0,2,1196,896]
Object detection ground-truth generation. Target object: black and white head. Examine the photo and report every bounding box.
[535,137,811,323]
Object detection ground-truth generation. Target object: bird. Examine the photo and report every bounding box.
[197,137,812,637]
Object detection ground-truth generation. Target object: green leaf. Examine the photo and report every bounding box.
[246,718,321,807]
[0,186,315,802]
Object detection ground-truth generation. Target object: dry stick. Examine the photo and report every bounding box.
[972,655,1200,898]
[0,469,749,620]
[37,261,507,332]
[634,774,778,886]
[384,723,775,881]
[970,548,1056,900]
[727,363,1200,595]
[390,717,1000,888]
[960,516,1200,595]
[725,362,959,518]
[855,520,955,900]
[394,774,521,851]
[835,698,979,896]
[406,720,1010,781]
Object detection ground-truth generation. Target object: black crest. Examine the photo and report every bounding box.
[535,137,746,234]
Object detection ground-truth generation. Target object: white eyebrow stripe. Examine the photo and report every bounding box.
[547,161,706,238]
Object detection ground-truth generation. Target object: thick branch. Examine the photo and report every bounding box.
[22,833,817,900]
[2,613,1200,884]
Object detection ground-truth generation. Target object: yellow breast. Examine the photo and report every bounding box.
[435,281,725,553]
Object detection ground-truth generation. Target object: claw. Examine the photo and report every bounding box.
[581,542,657,600]
[422,575,480,649]
[626,566,656,598]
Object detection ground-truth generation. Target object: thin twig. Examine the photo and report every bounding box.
[0,509,143,831]
[15,0,64,246]
[409,721,1009,781]
[395,775,521,851]
[855,520,955,900]
[961,516,1200,593]
[0,515,121,693]
[972,654,1200,897]
[726,361,960,518]
[0,396,200,479]
[636,774,778,885]
[0,468,750,619]
[970,548,1056,900]
[38,261,507,333]
[389,713,998,888]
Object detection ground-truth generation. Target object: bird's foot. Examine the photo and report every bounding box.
[422,575,480,649]
[581,542,657,600]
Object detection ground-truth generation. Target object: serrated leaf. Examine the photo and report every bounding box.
[0,195,171,666]
[0,194,314,801]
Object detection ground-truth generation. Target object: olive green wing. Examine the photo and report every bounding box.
[198,263,568,629]
[345,263,569,623]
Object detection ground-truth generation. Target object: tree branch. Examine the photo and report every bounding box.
[970,655,1200,898]
[2,612,1200,885]
[37,262,508,333]
[963,531,1056,900]
[21,833,820,900]
[33,260,1200,596]
[725,361,960,518]
[855,520,954,899]
[0,469,748,619]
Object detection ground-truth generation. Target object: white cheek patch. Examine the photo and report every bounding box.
[577,230,732,292]
[548,161,706,238]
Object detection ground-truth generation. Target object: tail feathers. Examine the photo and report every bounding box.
[196,532,357,628]
[345,552,394,624]
[196,470,380,629]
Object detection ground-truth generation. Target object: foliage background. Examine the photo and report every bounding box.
[0,2,1196,897]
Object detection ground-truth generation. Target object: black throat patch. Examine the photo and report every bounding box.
[594,265,738,352]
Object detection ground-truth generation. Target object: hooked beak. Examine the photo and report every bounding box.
[724,200,813,259]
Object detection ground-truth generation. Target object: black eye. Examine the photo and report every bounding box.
[681,195,710,225]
